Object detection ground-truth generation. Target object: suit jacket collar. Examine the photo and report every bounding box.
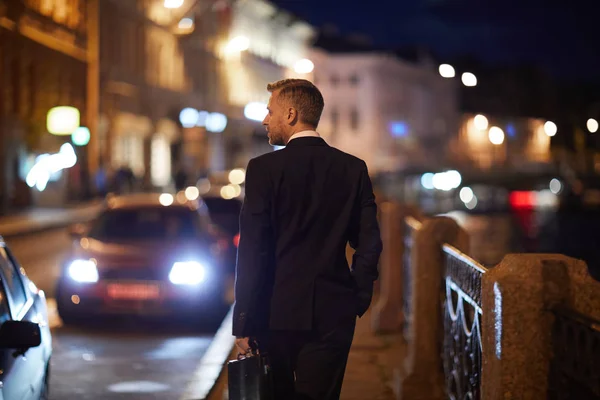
[285,137,328,148]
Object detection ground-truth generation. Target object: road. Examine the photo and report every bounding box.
[4,229,224,399]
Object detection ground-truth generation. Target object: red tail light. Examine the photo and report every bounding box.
[233,233,240,248]
[509,191,536,209]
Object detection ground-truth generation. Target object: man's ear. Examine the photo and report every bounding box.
[287,107,299,124]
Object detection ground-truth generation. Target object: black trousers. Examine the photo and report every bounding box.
[259,318,356,400]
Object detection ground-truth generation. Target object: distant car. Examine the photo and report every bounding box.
[0,237,52,400]
[56,193,229,324]
[202,196,242,274]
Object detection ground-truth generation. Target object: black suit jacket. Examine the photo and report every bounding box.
[232,137,382,337]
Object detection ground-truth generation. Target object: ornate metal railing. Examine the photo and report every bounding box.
[403,216,421,338]
[442,244,488,400]
[549,309,600,399]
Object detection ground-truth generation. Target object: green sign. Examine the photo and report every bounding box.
[72,127,90,146]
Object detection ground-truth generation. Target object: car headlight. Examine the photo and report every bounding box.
[169,261,206,285]
[68,259,99,283]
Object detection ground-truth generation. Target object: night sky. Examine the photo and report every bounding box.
[270,0,599,82]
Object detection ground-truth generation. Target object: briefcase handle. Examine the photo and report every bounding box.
[237,348,256,361]
[237,337,263,360]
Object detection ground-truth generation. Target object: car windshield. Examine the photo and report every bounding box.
[202,197,242,236]
[88,207,203,241]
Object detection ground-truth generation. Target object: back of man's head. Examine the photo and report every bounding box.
[267,79,325,128]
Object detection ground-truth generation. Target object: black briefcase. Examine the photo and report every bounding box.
[228,350,274,400]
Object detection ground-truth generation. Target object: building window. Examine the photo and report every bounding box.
[350,108,359,131]
[349,74,360,85]
[151,135,171,188]
[331,74,340,86]
[115,135,144,177]
[331,108,339,133]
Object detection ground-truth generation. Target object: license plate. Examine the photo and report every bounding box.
[107,283,160,300]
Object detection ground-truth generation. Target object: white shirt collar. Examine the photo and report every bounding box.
[287,130,320,144]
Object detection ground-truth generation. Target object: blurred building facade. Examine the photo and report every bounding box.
[218,0,315,167]
[444,62,559,174]
[448,113,552,172]
[0,0,90,211]
[311,45,459,174]
[98,0,230,192]
[99,0,316,188]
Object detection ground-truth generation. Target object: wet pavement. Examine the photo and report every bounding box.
[50,320,213,400]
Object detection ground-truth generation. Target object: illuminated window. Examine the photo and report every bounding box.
[151,135,171,188]
[114,135,144,176]
[35,0,83,29]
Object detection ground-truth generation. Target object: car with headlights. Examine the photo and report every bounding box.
[55,193,229,324]
[0,236,52,400]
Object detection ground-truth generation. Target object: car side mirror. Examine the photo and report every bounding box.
[0,321,42,353]
[69,223,87,238]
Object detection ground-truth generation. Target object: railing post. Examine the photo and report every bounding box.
[372,202,410,333]
[397,216,469,400]
[481,254,599,399]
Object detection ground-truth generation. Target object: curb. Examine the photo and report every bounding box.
[180,305,236,400]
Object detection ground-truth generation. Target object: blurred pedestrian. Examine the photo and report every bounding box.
[233,79,383,399]
[173,164,188,192]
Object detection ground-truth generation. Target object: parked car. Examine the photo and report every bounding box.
[56,193,229,324]
[0,236,52,400]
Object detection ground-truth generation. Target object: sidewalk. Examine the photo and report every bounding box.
[340,310,405,400]
[207,309,406,400]
[0,200,104,238]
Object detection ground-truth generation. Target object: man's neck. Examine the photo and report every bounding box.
[286,129,320,144]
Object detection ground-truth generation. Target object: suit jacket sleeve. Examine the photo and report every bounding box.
[350,161,383,317]
[232,158,273,337]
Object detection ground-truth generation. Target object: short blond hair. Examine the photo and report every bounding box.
[267,79,324,127]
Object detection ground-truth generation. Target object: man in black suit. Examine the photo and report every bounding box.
[233,78,382,399]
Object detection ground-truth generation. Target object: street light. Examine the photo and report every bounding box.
[164,0,184,8]
[461,72,477,87]
[544,121,557,137]
[587,118,599,133]
[244,102,268,122]
[206,112,228,133]
[488,126,505,145]
[473,114,488,130]
[179,107,199,128]
[225,36,249,53]
[178,18,194,29]
[294,59,314,74]
[438,64,455,78]
[47,106,80,135]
